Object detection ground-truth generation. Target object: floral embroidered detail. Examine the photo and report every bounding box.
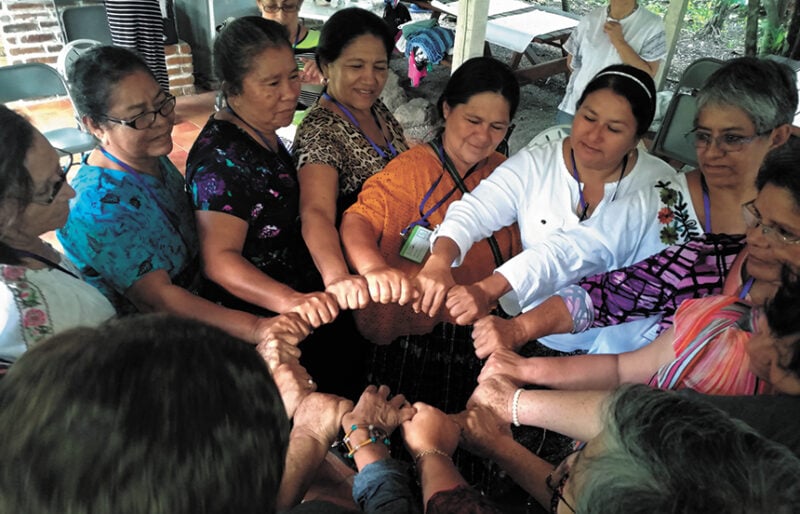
[654,180,700,245]
[2,265,54,346]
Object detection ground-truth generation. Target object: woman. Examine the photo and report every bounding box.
[294,7,409,310]
[56,45,310,351]
[340,57,521,413]
[555,0,666,124]
[461,385,800,513]
[258,0,324,110]
[470,57,799,357]
[478,140,800,397]
[419,57,796,354]
[0,105,115,368]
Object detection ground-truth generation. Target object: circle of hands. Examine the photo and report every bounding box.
[262,315,526,462]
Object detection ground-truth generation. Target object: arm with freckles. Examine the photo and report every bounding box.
[478,328,677,390]
[195,210,339,328]
[298,163,370,310]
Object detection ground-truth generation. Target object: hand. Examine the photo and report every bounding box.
[256,337,302,372]
[467,374,517,424]
[472,315,527,359]
[341,384,416,436]
[478,348,529,385]
[299,57,324,85]
[401,402,461,457]
[603,20,625,45]
[445,283,494,325]
[454,405,513,459]
[287,291,339,328]
[325,274,370,310]
[293,392,354,447]
[272,361,316,419]
[363,266,419,306]
[253,312,312,348]
[412,257,455,317]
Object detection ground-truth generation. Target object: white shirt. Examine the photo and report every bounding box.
[558,6,667,115]
[433,139,679,310]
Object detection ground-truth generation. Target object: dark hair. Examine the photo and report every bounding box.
[764,266,800,378]
[316,7,394,68]
[576,64,656,137]
[70,45,154,124]
[214,16,291,98]
[0,314,289,514]
[755,136,800,205]
[0,105,37,264]
[577,384,800,512]
[437,56,520,120]
[697,57,798,134]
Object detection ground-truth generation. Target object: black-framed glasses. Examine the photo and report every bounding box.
[742,200,800,245]
[260,2,300,12]
[685,128,771,153]
[546,450,579,514]
[32,150,73,205]
[104,94,176,130]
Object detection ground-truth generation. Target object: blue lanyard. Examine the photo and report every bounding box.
[99,147,191,252]
[226,106,287,155]
[700,174,712,234]
[739,276,754,300]
[569,148,627,222]
[322,92,398,160]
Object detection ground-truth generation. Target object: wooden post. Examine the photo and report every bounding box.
[451,0,490,73]
[655,0,688,90]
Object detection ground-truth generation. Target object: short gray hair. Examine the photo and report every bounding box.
[574,385,800,513]
[696,56,798,134]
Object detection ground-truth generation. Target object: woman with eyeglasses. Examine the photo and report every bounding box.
[478,138,800,398]
[461,384,800,513]
[448,56,796,357]
[257,0,324,110]
[56,45,312,352]
[0,105,115,370]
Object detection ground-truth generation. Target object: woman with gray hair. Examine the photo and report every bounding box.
[459,384,800,513]
[443,56,797,356]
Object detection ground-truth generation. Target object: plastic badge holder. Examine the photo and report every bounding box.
[399,225,433,263]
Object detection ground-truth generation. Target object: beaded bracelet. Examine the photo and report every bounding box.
[512,388,523,427]
[342,424,390,458]
[414,448,451,464]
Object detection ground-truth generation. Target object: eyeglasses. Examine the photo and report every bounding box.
[742,200,800,245]
[685,128,771,153]
[546,450,579,514]
[32,150,73,205]
[260,3,300,12]
[104,94,176,130]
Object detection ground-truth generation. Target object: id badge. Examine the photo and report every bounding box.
[399,225,433,263]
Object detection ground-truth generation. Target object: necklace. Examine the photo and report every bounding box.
[569,148,629,221]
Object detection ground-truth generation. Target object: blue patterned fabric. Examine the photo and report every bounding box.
[405,26,455,65]
[57,157,200,313]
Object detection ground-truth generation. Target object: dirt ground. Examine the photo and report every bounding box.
[387,0,746,154]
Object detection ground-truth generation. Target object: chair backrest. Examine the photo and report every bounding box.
[57,39,103,84]
[526,124,571,150]
[677,57,724,91]
[0,62,69,104]
[60,5,113,44]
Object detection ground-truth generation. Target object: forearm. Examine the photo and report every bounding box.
[204,250,301,313]
[611,40,659,76]
[489,437,554,508]
[427,237,462,269]
[415,453,468,508]
[340,213,389,274]
[516,295,574,340]
[302,209,351,285]
[522,354,621,390]
[126,281,261,344]
[517,389,607,441]
[277,431,330,510]
[473,272,513,306]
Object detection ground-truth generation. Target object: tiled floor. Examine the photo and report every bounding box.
[17,90,217,174]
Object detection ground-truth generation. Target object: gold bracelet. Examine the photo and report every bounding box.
[414,448,451,464]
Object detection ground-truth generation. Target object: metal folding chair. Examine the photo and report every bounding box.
[651,57,724,168]
[0,62,97,155]
[59,4,113,44]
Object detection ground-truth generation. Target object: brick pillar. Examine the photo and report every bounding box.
[165,40,195,97]
[0,0,62,65]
